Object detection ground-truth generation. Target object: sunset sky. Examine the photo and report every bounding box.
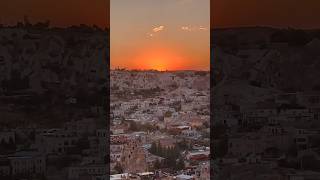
[212,0,320,29]
[1,0,320,29]
[110,0,210,71]
[0,0,109,28]
[0,0,320,71]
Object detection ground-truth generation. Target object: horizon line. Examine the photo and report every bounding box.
[0,18,108,30]
[110,68,210,72]
[211,25,320,31]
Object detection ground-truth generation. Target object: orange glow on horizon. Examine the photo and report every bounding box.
[112,44,209,71]
[121,45,190,71]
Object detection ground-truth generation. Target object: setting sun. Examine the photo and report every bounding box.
[130,45,186,71]
[148,58,167,71]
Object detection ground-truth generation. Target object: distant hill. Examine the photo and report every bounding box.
[0,24,109,127]
[212,27,320,105]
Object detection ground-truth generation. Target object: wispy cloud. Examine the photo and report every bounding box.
[199,26,208,31]
[181,26,192,31]
[147,25,165,38]
[181,25,208,32]
[153,25,165,33]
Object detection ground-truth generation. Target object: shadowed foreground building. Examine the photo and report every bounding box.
[212,27,320,180]
[0,21,109,180]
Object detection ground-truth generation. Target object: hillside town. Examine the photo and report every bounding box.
[110,70,210,179]
[0,20,109,180]
[212,27,320,180]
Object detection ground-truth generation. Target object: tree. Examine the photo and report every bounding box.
[154,159,161,169]
[156,141,163,156]
[177,139,189,150]
[176,158,185,170]
[214,138,228,158]
[141,123,157,132]
[212,123,228,139]
[29,130,36,141]
[129,121,138,131]
[114,162,123,174]
[149,142,185,169]
[7,137,16,151]
[0,139,6,152]
[203,121,210,128]
[271,30,288,43]
[288,29,310,46]
[150,142,157,154]
[164,111,172,117]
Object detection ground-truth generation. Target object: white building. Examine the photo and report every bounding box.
[68,164,107,179]
[9,151,46,176]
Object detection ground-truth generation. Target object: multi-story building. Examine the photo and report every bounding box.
[8,151,46,176]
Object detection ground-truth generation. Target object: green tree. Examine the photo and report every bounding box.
[129,121,138,131]
[150,142,157,154]
[176,158,185,170]
[114,162,123,174]
[203,121,210,128]
[177,139,189,150]
[156,141,162,156]
[164,111,172,117]
[154,159,161,169]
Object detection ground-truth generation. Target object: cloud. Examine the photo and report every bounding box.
[181,26,208,32]
[153,25,164,33]
[147,25,164,38]
[181,26,192,31]
[199,26,208,31]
